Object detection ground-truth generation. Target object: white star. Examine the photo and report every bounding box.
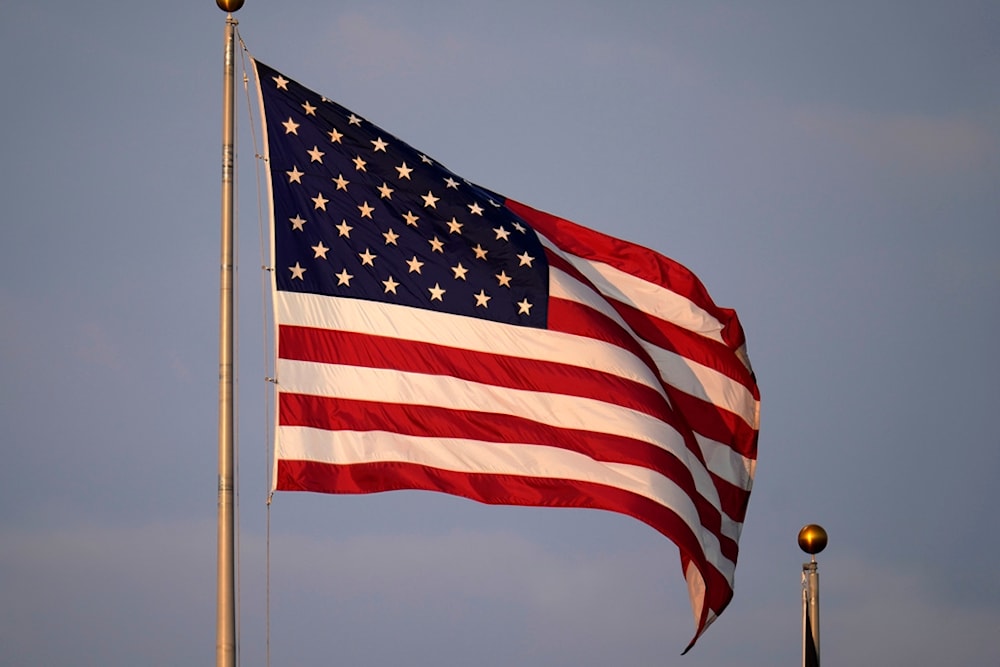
[474,290,491,308]
[289,215,306,231]
[377,182,394,199]
[312,241,329,259]
[332,174,349,191]
[302,100,317,115]
[422,191,440,208]
[289,262,306,280]
[371,137,389,152]
[395,162,413,179]
[517,251,535,267]
[406,256,424,274]
[451,263,468,280]
[382,276,400,294]
[512,221,526,233]
[428,236,444,253]
[446,218,463,234]
[348,114,362,126]
[328,128,343,143]
[273,75,289,90]
[336,220,353,237]
[494,226,511,241]
[358,248,377,266]
[402,211,419,227]
[517,299,533,315]
[286,166,304,184]
[472,244,488,260]
[488,198,501,208]
[357,201,374,219]
[336,269,354,286]
[420,154,434,164]
[495,270,512,287]
[312,193,329,210]
[382,228,400,245]
[444,176,460,189]
[307,146,325,163]
[468,202,483,216]
[282,117,300,134]
[428,283,446,302]
[353,156,367,172]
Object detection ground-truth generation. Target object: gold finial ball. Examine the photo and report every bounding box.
[216,0,244,12]
[797,524,828,555]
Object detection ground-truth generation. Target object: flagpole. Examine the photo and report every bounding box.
[798,524,828,667]
[216,2,244,667]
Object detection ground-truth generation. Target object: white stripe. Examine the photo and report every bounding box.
[553,269,758,488]
[277,290,753,504]
[685,561,707,623]
[550,267,759,431]
[279,359,685,454]
[540,235,727,343]
[642,345,760,431]
[277,283,758,435]
[277,290,666,397]
[278,358,744,544]
[548,264,623,323]
[277,424,736,582]
[694,433,755,493]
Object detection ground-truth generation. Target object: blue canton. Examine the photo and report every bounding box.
[257,61,549,328]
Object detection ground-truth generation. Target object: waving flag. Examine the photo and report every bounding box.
[253,58,760,649]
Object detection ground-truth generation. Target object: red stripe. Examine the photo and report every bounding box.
[613,299,756,394]
[540,232,757,522]
[543,297,708,450]
[508,198,749,352]
[546,253,756,450]
[279,320,752,521]
[276,458,735,615]
[549,295,757,490]
[670,390,757,460]
[280,324,674,422]
[279,392,740,563]
[547,244,756,395]
[280,321,751,529]
[551,302,756,516]
[547,292,659,377]
[707,466,753,526]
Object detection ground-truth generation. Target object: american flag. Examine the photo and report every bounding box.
[253,58,760,649]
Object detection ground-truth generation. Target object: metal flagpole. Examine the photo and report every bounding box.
[216,2,244,667]
[798,524,828,667]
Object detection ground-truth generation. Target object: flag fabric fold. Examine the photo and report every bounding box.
[252,57,760,649]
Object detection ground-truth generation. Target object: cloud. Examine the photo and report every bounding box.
[0,519,215,666]
[322,11,470,81]
[267,526,676,617]
[257,526,695,665]
[255,526,1000,666]
[73,320,125,371]
[791,106,998,176]
[4,517,999,666]
[0,288,126,374]
[929,244,1000,301]
[824,553,1000,666]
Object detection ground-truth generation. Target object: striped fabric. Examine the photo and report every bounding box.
[255,58,760,649]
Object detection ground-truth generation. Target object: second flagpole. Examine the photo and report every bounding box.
[798,524,828,667]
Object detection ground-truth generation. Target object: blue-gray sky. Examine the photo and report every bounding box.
[2,2,998,665]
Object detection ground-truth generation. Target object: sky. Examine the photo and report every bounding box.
[1,1,998,665]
